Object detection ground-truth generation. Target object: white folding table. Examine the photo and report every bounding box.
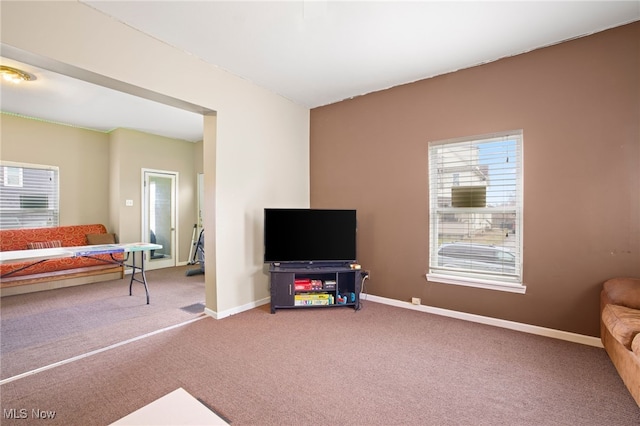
[0,243,162,304]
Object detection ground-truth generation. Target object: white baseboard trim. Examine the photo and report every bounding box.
[361,293,603,348]
[205,297,270,320]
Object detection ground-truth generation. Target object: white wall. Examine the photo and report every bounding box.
[1,1,310,316]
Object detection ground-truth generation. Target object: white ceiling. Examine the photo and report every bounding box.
[0,56,206,142]
[2,1,639,142]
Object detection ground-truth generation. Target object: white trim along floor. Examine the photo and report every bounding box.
[361,293,603,348]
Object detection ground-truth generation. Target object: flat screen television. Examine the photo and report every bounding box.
[264,208,357,265]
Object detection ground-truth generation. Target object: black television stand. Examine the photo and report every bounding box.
[269,264,362,314]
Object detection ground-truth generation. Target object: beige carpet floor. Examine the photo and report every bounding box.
[1,297,639,425]
[1,265,205,380]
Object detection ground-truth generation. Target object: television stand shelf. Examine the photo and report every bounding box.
[269,265,362,314]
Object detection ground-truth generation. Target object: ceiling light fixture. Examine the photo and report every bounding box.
[0,65,35,84]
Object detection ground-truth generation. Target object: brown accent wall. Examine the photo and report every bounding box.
[310,22,639,337]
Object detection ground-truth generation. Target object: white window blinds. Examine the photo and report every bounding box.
[428,131,523,289]
[0,162,59,229]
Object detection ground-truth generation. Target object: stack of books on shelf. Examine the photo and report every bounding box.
[294,293,334,306]
[323,280,336,290]
[294,279,323,291]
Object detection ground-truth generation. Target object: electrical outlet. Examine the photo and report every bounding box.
[411,297,421,305]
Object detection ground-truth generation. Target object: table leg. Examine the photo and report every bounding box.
[128,251,151,304]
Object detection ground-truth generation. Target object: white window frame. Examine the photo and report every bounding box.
[427,130,525,294]
[0,161,60,230]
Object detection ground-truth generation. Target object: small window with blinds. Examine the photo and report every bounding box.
[427,131,524,293]
[0,162,59,230]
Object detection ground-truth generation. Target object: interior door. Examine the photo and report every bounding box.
[143,170,177,270]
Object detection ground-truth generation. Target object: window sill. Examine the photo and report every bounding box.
[426,273,526,294]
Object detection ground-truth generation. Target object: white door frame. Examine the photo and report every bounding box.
[141,168,178,270]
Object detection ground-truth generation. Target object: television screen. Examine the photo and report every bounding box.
[264,208,357,264]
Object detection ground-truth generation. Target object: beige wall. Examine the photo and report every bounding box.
[109,128,198,262]
[1,115,199,263]
[310,22,640,337]
[0,114,111,227]
[202,115,217,311]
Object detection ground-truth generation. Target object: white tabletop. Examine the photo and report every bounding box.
[120,242,163,253]
[0,247,73,263]
[0,243,163,264]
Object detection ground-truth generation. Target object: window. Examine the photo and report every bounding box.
[3,166,23,187]
[428,131,524,293]
[0,162,59,229]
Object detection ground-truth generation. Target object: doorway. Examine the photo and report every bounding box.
[142,169,177,270]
